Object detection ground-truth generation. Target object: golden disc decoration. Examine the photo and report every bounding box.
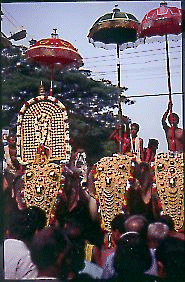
[154,152,184,231]
[94,154,132,233]
[23,153,64,225]
[17,94,71,165]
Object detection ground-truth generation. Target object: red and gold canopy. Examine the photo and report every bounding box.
[25,36,83,69]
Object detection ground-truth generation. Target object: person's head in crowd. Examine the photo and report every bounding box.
[30,226,70,279]
[111,212,127,244]
[124,214,148,240]
[159,215,185,240]
[114,232,152,280]
[147,222,169,249]
[131,123,140,138]
[6,207,46,244]
[156,236,185,282]
[168,112,179,127]
[148,139,159,151]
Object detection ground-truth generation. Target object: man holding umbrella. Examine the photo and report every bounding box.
[162,101,185,152]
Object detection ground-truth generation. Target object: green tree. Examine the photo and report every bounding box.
[2,45,128,163]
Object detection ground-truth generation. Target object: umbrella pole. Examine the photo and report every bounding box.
[50,66,54,96]
[165,34,176,151]
[117,44,121,88]
[117,44,122,153]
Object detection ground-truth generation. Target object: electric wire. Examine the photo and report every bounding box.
[84,44,181,61]
[126,92,183,98]
[3,13,17,29]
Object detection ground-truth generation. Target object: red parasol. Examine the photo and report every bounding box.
[138,2,185,152]
[25,29,83,96]
[139,2,184,37]
[88,5,140,152]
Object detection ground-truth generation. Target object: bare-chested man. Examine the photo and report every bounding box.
[3,133,24,190]
[162,101,185,152]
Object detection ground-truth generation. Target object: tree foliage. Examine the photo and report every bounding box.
[1,45,123,164]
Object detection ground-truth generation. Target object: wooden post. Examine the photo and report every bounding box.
[165,34,176,151]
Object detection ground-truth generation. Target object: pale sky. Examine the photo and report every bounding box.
[1,1,183,153]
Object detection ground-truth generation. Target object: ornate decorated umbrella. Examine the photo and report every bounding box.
[88,5,140,88]
[138,1,185,152]
[25,29,83,96]
[88,5,140,152]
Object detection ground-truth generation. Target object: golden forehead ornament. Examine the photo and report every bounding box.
[16,86,71,224]
[94,154,133,233]
[154,152,184,231]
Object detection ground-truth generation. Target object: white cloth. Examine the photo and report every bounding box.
[134,136,140,154]
[3,145,17,174]
[4,239,38,280]
[79,260,103,279]
[101,251,115,279]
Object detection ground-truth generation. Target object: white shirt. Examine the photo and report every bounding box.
[79,260,103,279]
[4,239,38,280]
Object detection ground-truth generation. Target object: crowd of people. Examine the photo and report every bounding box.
[2,205,185,281]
